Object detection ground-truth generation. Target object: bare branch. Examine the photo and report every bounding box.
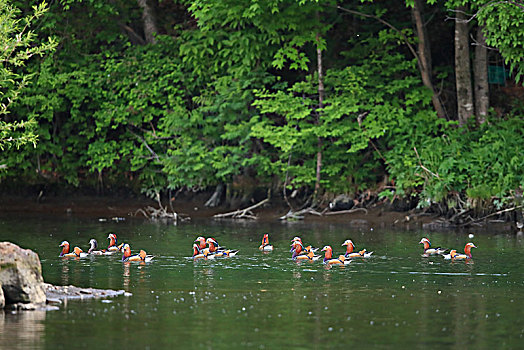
[446,1,524,23]
[469,32,498,51]
[330,5,420,64]
[414,147,441,179]
[127,127,159,160]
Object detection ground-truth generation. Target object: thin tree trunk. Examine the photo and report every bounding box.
[411,0,446,118]
[455,6,474,126]
[314,33,324,199]
[205,183,224,207]
[137,0,158,44]
[474,26,489,124]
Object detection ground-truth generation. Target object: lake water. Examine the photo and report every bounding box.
[0,213,522,349]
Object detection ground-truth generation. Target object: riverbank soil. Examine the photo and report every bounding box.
[0,194,515,232]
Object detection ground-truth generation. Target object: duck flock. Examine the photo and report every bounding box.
[58,232,477,264]
[59,233,153,262]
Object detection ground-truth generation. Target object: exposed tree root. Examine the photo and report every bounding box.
[205,183,224,207]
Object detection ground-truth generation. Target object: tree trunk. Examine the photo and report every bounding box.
[411,0,446,118]
[473,26,489,124]
[314,33,323,200]
[205,183,224,207]
[137,0,158,44]
[455,6,474,126]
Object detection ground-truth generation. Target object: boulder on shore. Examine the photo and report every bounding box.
[0,242,46,309]
[0,242,129,311]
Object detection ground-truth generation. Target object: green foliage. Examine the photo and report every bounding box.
[253,31,431,193]
[9,36,187,189]
[386,116,524,208]
[1,0,522,215]
[444,0,524,81]
[0,0,57,152]
[475,1,524,81]
[9,24,277,193]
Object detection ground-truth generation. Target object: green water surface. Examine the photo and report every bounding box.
[0,214,522,349]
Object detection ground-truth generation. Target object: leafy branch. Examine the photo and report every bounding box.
[0,1,57,151]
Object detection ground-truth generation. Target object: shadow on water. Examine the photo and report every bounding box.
[0,215,522,348]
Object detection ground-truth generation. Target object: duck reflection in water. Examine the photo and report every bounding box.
[123,263,130,290]
[60,262,70,285]
[322,270,333,282]
[202,268,214,277]
[193,267,215,290]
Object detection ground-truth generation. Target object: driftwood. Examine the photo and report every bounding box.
[214,197,270,219]
[135,206,178,221]
[280,206,367,220]
[324,207,368,216]
[134,191,189,223]
[279,207,323,220]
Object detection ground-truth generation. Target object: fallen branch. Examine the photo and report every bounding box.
[214,197,270,219]
[280,210,304,220]
[459,205,523,227]
[134,191,190,223]
[279,207,323,220]
[459,205,524,226]
[324,208,368,216]
[134,206,189,222]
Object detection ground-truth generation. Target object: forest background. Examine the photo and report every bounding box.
[1,0,523,224]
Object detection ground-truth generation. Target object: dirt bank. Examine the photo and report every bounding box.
[0,194,516,232]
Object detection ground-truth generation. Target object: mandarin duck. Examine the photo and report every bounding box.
[321,246,351,265]
[259,233,273,251]
[121,243,154,262]
[59,241,87,258]
[419,237,447,256]
[443,243,477,260]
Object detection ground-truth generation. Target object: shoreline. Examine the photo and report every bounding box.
[0,194,516,232]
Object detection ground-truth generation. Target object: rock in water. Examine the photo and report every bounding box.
[0,242,46,308]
